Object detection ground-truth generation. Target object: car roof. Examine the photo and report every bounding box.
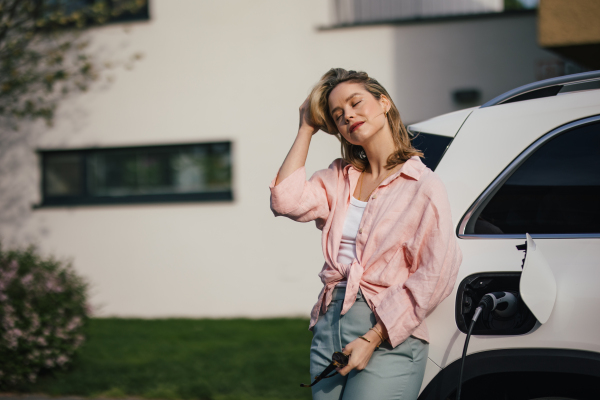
[408,70,600,139]
[481,70,600,107]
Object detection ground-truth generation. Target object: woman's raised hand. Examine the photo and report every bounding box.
[274,96,318,185]
[299,97,319,136]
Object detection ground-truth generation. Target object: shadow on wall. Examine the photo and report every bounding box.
[0,32,142,249]
[0,121,46,247]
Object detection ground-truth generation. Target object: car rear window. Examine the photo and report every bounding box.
[410,132,453,171]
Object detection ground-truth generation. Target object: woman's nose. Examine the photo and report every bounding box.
[345,111,355,123]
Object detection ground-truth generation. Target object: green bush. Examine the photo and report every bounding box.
[0,245,89,388]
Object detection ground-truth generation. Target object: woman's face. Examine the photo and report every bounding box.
[328,81,389,146]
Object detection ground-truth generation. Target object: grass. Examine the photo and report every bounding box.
[23,318,314,400]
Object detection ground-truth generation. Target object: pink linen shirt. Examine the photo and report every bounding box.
[269,156,462,348]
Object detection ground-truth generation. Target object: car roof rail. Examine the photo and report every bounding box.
[481,69,600,108]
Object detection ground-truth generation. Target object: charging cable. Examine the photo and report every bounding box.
[455,292,518,400]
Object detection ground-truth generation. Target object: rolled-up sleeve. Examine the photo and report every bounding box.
[269,160,341,229]
[372,177,462,348]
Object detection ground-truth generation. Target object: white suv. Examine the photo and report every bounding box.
[407,70,600,400]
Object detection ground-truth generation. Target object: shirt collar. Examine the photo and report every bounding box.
[343,156,426,182]
[399,156,426,181]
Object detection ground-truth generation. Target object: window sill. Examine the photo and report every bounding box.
[34,191,233,208]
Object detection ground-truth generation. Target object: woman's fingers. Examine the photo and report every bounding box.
[337,356,364,376]
[336,345,353,376]
[298,96,318,135]
[298,98,309,127]
[336,338,376,376]
[338,364,353,376]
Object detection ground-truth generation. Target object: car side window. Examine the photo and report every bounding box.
[468,121,600,235]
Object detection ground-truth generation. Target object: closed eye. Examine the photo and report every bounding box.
[352,100,362,107]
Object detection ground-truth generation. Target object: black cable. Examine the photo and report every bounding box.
[455,292,519,400]
[456,306,482,400]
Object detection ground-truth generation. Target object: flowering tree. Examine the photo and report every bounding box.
[0,245,89,388]
[0,0,147,129]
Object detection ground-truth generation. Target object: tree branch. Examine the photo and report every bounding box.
[0,0,23,46]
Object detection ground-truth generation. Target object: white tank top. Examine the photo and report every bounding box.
[336,196,367,286]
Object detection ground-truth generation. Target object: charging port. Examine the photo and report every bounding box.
[455,272,537,335]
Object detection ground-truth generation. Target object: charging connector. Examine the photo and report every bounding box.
[455,292,518,400]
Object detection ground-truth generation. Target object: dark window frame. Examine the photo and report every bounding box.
[322,5,535,30]
[37,141,233,207]
[458,115,600,239]
[39,0,150,27]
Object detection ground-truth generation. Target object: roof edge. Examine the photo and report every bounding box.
[318,9,536,31]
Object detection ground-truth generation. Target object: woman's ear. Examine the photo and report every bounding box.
[380,95,391,114]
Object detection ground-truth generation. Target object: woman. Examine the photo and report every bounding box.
[270,68,462,400]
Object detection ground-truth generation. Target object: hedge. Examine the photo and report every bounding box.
[0,245,89,388]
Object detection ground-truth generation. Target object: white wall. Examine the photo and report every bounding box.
[0,1,558,318]
[391,13,554,123]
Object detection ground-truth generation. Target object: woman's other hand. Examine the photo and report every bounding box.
[337,329,384,376]
[299,96,319,136]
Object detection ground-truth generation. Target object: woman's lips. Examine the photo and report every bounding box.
[350,121,364,133]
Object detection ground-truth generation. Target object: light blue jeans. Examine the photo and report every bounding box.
[310,287,428,400]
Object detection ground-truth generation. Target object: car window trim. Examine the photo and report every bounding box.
[458,114,600,240]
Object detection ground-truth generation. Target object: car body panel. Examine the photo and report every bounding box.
[436,89,600,228]
[421,357,441,391]
[420,237,600,391]
[408,107,476,137]
[417,88,600,393]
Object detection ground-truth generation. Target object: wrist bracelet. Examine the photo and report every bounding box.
[360,335,380,348]
[370,327,385,345]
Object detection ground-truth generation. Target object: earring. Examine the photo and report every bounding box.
[384,110,388,117]
[352,144,366,159]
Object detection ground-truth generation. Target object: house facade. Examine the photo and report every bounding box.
[0,0,562,318]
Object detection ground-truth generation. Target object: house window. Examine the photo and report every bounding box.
[329,0,535,27]
[40,142,233,206]
[43,0,150,24]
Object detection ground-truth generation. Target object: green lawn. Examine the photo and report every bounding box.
[26,318,314,400]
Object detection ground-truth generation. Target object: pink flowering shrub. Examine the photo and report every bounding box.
[0,245,89,388]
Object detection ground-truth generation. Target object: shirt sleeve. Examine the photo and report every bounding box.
[269,160,342,230]
[372,176,463,348]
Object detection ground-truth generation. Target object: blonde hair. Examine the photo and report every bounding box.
[308,68,422,171]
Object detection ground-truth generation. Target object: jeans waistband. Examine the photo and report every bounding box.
[331,286,363,301]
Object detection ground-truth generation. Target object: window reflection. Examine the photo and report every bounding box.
[45,153,82,196]
[41,142,232,205]
[472,122,600,234]
[410,132,452,171]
